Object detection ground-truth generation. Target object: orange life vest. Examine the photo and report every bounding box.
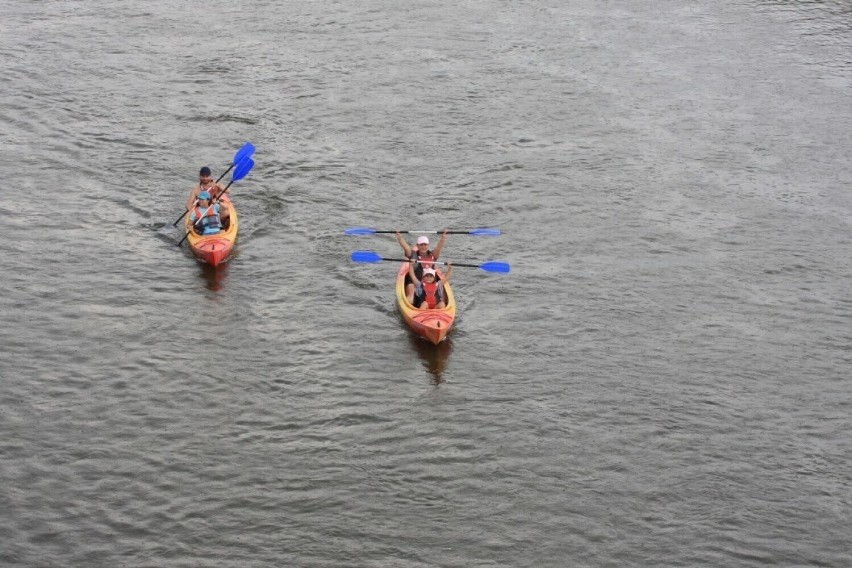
[192,204,222,234]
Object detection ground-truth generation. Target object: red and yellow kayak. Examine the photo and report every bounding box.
[184,200,239,267]
[395,262,456,344]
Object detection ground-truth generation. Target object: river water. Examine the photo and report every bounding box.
[1,1,850,566]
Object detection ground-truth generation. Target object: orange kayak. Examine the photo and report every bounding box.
[395,262,456,344]
[184,201,239,267]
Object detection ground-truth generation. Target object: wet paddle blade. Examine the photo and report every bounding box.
[469,228,501,236]
[232,157,254,181]
[233,142,256,164]
[351,250,384,263]
[345,227,376,236]
[479,261,511,273]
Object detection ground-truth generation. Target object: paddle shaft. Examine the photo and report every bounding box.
[345,227,500,236]
[350,250,510,273]
[374,230,479,234]
[377,257,482,269]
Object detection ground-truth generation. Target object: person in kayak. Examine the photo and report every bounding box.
[407,265,452,309]
[189,191,230,235]
[396,230,448,300]
[186,166,227,211]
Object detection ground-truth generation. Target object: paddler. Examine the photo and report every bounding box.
[396,230,448,301]
[407,265,453,309]
[186,166,228,211]
[189,191,230,235]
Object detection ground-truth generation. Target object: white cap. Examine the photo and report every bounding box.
[416,236,429,245]
[422,268,436,277]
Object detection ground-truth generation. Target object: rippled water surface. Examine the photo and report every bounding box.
[1,1,850,566]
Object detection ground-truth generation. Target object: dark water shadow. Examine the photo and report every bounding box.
[197,261,230,291]
[408,334,453,385]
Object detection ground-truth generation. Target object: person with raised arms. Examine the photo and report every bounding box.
[396,229,448,301]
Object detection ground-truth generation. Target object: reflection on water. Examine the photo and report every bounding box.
[408,334,453,384]
[197,261,229,291]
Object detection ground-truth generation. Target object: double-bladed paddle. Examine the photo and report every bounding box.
[172,142,256,226]
[177,157,255,247]
[350,250,510,273]
[344,227,501,236]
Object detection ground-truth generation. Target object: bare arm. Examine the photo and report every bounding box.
[432,230,448,259]
[408,262,420,285]
[185,185,200,211]
[396,231,413,258]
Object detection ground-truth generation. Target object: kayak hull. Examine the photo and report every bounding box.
[185,202,239,266]
[395,262,456,344]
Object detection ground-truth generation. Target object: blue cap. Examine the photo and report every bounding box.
[198,191,211,200]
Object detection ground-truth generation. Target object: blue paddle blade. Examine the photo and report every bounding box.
[470,228,501,236]
[234,142,255,163]
[345,227,376,236]
[351,250,383,263]
[480,261,511,273]
[232,157,254,181]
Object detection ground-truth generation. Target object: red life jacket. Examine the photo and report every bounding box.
[419,280,443,309]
